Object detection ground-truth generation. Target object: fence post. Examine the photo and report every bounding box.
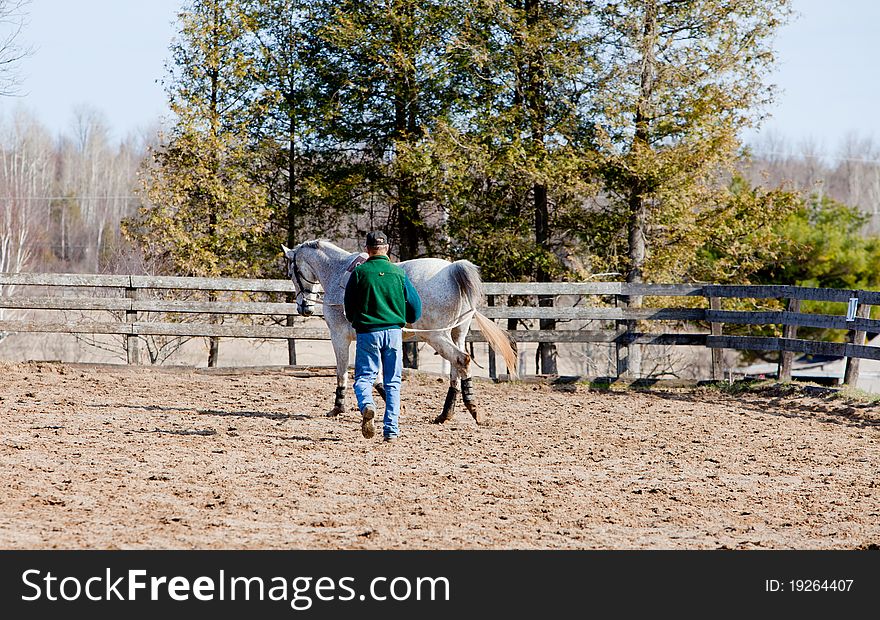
[778,297,801,382]
[487,295,497,380]
[708,296,723,381]
[615,294,630,378]
[504,295,520,377]
[125,285,140,365]
[844,299,871,386]
[537,293,557,374]
[286,314,297,366]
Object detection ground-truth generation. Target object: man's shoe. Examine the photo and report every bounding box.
[361,405,376,439]
[383,435,398,443]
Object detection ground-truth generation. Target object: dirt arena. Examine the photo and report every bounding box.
[1,361,878,550]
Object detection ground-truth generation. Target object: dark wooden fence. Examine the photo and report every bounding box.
[1,274,877,385]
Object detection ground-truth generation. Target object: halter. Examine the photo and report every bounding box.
[289,248,322,309]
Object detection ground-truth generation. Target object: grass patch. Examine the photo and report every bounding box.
[833,385,880,405]
[699,379,848,400]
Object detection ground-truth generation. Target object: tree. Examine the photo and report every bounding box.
[0,0,30,96]
[0,0,33,323]
[306,0,464,367]
[434,0,597,373]
[754,194,880,291]
[584,0,790,374]
[693,184,880,354]
[0,110,52,340]
[686,175,798,283]
[306,0,459,257]
[590,0,792,279]
[126,0,271,366]
[51,107,143,271]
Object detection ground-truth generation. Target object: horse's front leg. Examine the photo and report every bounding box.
[327,330,351,417]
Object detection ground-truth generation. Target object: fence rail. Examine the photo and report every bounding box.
[1,272,876,385]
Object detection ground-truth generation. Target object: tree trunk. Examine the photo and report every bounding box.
[286,93,298,366]
[535,183,557,374]
[622,0,658,378]
[526,1,557,375]
[208,290,220,367]
[392,1,421,369]
[208,336,220,367]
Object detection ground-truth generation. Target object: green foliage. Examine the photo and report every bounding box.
[588,0,792,282]
[696,187,880,292]
[126,0,274,278]
[438,0,599,281]
[755,194,880,290]
[755,194,880,343]
[689,185,880,353]
[126,129,271,277]
[131,0,812,295]
[689,175,803,284]
[300,0,463,258]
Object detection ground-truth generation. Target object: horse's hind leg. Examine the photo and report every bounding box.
[460,375,480,423]
[427,333,472,425]
[435,374,459,424]
[453,324,485,425]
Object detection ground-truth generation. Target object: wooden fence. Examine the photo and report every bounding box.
[1,273,878,385]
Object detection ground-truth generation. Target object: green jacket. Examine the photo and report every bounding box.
[343,255,422,333]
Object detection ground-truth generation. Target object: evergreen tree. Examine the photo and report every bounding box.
[307,0,463,367]
[307,0,458,259]
[436,0,598,372]
[584,0,789,374]
[589,0,791,284]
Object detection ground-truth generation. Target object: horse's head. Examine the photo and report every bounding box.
[282,243,321,317]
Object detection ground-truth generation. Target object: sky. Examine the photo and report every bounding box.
[743,0,880,153]
[5,0,880,152]
[11,0,181,142]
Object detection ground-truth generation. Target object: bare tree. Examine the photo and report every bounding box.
[0,110,52,340]
[0,0,30,96]
[746,133,880,233]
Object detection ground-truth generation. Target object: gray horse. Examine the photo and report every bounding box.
[282,240,518,425]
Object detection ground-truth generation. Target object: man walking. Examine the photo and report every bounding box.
[344,231,422,442]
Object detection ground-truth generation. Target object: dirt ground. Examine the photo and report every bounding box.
[1,361,878,550]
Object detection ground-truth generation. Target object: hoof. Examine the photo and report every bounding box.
[465,402,486,425]
[433,412,453,424]
[326,405,344,417]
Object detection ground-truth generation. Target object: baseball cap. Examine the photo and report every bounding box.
[365,231,388,247]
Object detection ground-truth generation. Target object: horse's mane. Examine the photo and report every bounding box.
[298,239,327,250]
[297,239,352,256]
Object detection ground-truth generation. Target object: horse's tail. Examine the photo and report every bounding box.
[449,260,483,308]
[473,312,519,378]
[450,260,519,378]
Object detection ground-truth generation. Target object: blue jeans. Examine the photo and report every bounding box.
[353,328,403,438]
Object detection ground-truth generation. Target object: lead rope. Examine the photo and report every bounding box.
[323,302,476,334]
[401,309,476,333]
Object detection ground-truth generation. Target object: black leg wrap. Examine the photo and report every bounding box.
[334,386,345,408]
[443,387,459,414]
[461,377,484,424]
[461,377,475,404]
[434,387,458,423]
[374,383,387,401]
